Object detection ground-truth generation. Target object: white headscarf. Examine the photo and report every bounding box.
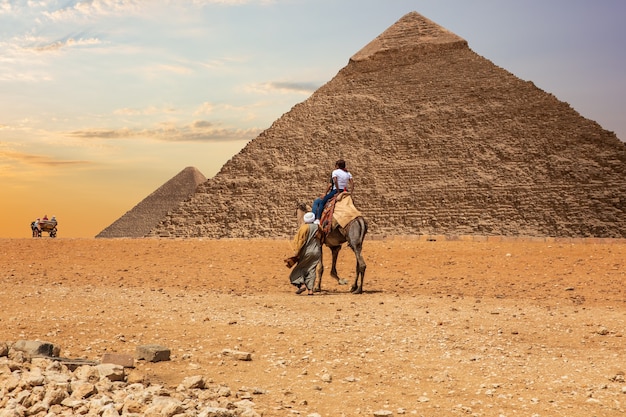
[303,212,315,224]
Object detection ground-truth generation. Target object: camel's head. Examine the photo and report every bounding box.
[297,202,309,213]
[296,202,311,226]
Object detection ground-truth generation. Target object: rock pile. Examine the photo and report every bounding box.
[0,341,260,417]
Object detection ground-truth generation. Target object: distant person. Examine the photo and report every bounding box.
[31,218,41,237]
[31,219,40,237]
[43,214,48,221]
[284,212,321,295]
[312,159,353,220]
[51,215,57,223]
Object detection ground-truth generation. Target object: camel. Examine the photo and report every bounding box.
[296,200,367,294]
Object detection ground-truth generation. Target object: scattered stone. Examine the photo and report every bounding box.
[44,386,69,406]
[101,352,135,368]
[221,349,252,361]
[136,344,171,362]
[22,368,45,386]
[49,356,99,371]
[71,382,96,399]
[126,369,149,384]
[96,363,125,382]
[180,375,206,390]
[373,410,393,416]
[74,364,101,383]
[12,340,60,357]
[144,396,184,415]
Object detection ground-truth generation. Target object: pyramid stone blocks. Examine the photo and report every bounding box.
[147,12,625,239]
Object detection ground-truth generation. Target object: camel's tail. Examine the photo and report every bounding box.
[356,217,368,242]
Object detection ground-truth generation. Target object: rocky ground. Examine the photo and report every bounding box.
[1,237,625,416]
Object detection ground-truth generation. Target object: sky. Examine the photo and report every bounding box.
[1,0,625,238]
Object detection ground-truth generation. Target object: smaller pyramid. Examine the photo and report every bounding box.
[96,166,206,238]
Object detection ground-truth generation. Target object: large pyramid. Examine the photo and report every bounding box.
[97,166,206,238]
[149,12,626,239]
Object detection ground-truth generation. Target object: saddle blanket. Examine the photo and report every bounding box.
[332,193,362,228]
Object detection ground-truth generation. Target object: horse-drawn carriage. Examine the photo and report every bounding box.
[31,219,58,238]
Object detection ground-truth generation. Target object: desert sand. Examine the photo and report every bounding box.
[1,237,625,416]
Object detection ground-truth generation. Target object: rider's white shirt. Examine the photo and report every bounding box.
[332,169,352,190]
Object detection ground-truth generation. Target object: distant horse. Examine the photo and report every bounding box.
[297,201,367,294]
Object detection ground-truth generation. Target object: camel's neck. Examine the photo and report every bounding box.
[296,209,305,226]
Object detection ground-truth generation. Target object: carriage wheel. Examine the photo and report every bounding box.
[50,228,57,238]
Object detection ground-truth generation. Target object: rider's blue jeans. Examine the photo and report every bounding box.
[313,188,339,219]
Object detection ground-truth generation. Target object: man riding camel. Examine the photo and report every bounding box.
[312,159,353,221]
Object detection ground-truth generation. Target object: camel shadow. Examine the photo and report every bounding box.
[314,288,383,295]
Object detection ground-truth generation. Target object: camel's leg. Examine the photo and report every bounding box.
[348,219,367,294]
[329,245,348,285]
[351,247,366,294]
[329,245,340,278]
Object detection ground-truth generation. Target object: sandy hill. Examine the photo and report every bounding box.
[147,11,626,239]
[96,167,206,238]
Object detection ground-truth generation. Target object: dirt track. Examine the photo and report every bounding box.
[1,237,625,416]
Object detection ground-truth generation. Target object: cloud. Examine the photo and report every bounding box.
[0,70,52,82]
[69,128,135,139]
[0,1,11,14]
[0,150,91,167]
[192,120,213,128]
[245,81,319,95]
[192,101,267,120]
[153,64,193,75]
[0,33,103,82]
[43,0,144,21]
[133,63,195,79]
[33,36,102,52]
[68,121,260,142]
[199,56,246,70]
[190,0,277,6]
[114,106,178,116]
[41,0,275,21]
[193,102,214,115]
